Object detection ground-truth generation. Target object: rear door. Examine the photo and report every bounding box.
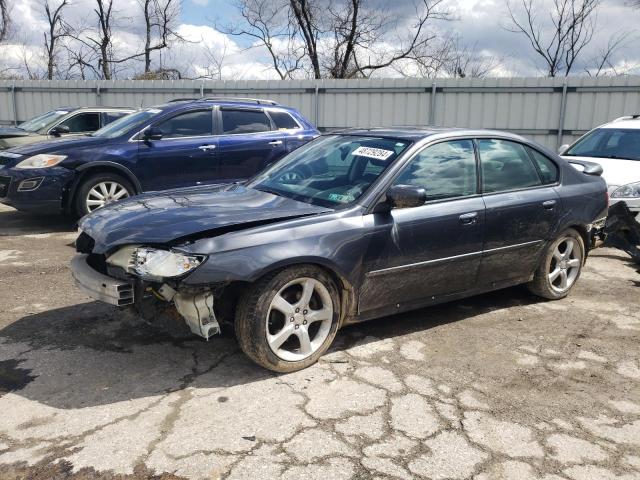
[359,139,485,314]
[215,107,287,182]
[136,108,218,191]
[477,138,561,285]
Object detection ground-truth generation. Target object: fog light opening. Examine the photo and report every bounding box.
[17,177,44,192]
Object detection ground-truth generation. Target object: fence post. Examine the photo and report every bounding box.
[200,82,204,98]
[429,81,437,126]
[96,84,102,106]
[557,81,568,151]
[11,83,18,126]
[314,84,320,128]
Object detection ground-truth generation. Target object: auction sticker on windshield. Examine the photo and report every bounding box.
[352,146,394,160]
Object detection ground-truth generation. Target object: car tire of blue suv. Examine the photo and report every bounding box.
[235,265,341,373]
[74,172,135,218]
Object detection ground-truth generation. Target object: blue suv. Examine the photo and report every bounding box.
[0,97,319,217]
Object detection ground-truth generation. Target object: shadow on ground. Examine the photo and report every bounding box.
[0,287,541,410]
[0,207,76,236]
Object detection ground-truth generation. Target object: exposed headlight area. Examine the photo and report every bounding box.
[611,182,640,199]
[107,245,205,280]
[15,154,67,169]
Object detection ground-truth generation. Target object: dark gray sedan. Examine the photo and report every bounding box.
[71,128,608,372]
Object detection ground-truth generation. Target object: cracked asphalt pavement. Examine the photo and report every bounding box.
[1,203,639,479]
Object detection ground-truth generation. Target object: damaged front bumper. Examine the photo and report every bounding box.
[71,254,134,306]
[70,253,221,339]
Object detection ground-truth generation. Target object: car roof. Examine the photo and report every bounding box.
[601,115,640,129]
[331,126,530,143]
[155,97,292,111]
[53,106,135,112]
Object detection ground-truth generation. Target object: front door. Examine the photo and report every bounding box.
[216,107,287,182]
[359,139,485,315]
[476,138,561,284]
[136,108,219,191]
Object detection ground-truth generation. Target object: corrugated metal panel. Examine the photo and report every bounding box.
[1,77,639,149]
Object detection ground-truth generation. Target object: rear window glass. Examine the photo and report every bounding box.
[526,147,559,184]
[479,139,542,193]
[269,111,300,130]
[221,109,271,134]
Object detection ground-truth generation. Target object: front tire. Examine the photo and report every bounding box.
[74,172,134,218]
[528,228,585,300]
[235,265,341,373]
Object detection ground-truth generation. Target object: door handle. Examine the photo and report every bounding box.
[268,140,283,146]
[542,200,556,210]
[459,212,478,225]
[198,144,216,151]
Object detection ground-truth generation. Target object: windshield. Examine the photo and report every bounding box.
[18,110,70,133]
[248,135,411,207]
[565,128,640,161]
[91,109,160,139]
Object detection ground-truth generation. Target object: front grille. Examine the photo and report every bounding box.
[0,176,11,198]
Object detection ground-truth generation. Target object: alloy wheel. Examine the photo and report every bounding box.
[548,237,582,293]
[86,181,130,212]
[266,277,333,361]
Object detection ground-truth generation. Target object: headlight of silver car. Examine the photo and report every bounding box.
[15,154,67,169]
[611,182,640,198]
[130,247,205,279]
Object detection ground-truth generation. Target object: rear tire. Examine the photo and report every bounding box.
[528,228,585,300]
[74,172,134,218]
[235,265,341,372]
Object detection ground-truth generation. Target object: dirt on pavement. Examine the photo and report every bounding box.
[1,204,639,480]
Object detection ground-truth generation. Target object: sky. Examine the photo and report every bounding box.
[1,0,639,79]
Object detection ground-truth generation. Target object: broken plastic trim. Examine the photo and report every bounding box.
[174,290,221,340]
[603,202,640,264]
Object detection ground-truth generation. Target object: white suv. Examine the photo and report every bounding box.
[560,115,640,218]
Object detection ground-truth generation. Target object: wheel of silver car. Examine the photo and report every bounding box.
[548,237,582,294]
[86,181,130,212]
[235,265,341,372]
[528,228,585,300]
[266,277,334,361]
[74,172,135,218]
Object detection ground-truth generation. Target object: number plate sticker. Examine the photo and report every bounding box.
[352,146,394,161]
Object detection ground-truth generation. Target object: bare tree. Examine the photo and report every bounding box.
[0,0,8,43]
[441,36,503,78]
[140,0,185,74]
[222,0,306,79]
[225,0,452,79]
[43,0,69,79]
[585,31,630,76]
[505,0,600,77]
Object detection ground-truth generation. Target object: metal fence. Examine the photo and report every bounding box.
[1,77,640,149]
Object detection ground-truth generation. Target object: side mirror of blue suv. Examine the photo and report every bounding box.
[0,98,320,218]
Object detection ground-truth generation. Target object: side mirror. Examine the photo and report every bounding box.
[50,125,70,137]
[558,144,569,155]
[385,184,427,210]
[143,127,163,141]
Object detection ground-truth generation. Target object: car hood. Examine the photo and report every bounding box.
[562,155,640,187]
[79,184,333,253]
[5,135,110,156]
[0,127,34,138]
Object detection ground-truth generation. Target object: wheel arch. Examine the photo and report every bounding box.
[64,162,142,213]
[217,258,358,328]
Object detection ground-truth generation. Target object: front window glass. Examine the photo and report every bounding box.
[565,128,640,160]
[392,140,477,200]
[248,135,411,207]
[19,110,69,133]
[479,139,542,193]
[92,109,160,139]
[58,112,100,133]
[156,110,213,138]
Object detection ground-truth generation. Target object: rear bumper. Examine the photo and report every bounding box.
[71,254,134,306]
